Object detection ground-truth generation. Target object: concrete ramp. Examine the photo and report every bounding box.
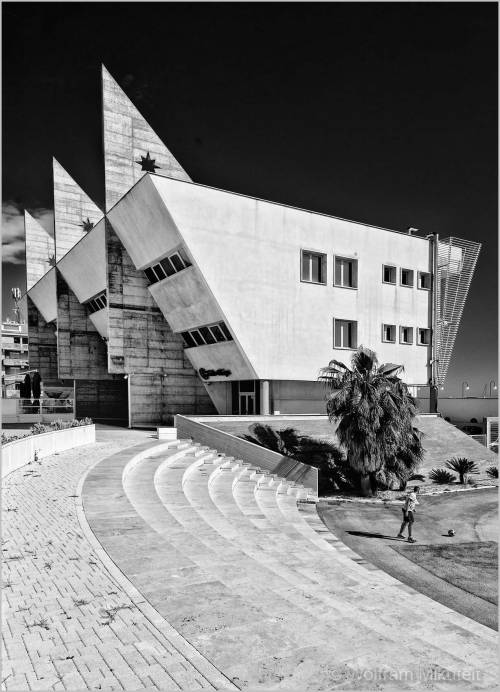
[417,415,498,476]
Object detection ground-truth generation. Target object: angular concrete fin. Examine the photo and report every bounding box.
[53,158,103,262]
[102,64,191,212]
[24,211,55,290]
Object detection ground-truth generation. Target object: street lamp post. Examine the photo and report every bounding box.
[462,381,470,398]
[490,380,497,397]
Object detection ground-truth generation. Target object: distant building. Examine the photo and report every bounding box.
[23,66,481,426]
[1,320,29,397]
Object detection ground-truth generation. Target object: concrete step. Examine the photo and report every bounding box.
[110,441,497,687]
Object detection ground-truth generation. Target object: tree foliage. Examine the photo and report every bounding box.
[318,346,423,495]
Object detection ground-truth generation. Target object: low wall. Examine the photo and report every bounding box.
[176,415,318,496]
[1,425,96,479]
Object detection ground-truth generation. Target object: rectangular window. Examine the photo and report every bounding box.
[382,324,396,343]
[301,250,326,284]
[418,271,431,290]
[190,329,205,347]
[209,325,226,343]
[382,265,397,284]
[400,268,414,287]
[181,331,196,348]
[144,247,191,285]
[153,264,167,281]
[400,326,413,345]
[199,326,216,345]
[177,248,192,268]
[220,323,233,341]
[159,257,176,277]
[144,267,157,283]
[418,328,431,346]
[334,319,358,349]
[334,257,358,288]
[169,253,185,273]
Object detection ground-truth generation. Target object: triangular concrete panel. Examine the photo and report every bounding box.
[24,211,55,290]
[53,158,103,262]
[102,65,191,212]
[28,267,57,324]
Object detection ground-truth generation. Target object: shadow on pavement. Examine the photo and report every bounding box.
[346,530,403,542]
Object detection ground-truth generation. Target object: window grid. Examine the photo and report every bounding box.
[334,257,358,288]
[334,319,358,350]
[181,321,233,349]
[144,248,192,285]
[87,292,107,314]
[301,250,326,284]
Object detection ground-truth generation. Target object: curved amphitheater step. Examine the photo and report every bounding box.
[83,439,497,690]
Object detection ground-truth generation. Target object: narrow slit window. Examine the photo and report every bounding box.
[181,332,196,348]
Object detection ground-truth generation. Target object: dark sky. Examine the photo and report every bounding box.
[2,2,498,395]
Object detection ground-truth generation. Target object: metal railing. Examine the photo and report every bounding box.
[15,398,74,415]
[435,237,481,386]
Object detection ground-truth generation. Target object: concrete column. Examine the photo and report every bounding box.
[260,380,271,415]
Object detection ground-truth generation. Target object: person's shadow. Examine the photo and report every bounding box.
[347,530,403,542]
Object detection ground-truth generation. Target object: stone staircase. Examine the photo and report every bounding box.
[82,438,497,690]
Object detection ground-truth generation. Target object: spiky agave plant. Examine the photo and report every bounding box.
[445,457,479,485]
[429,468,456,484]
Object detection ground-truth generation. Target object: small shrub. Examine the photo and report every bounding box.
[486,466,498,479]
[429,468,456,484]
[445,457,479,485]
[409,474,426,482]
[30,423,49,435]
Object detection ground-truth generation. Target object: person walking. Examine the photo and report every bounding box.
[397,486,420,543]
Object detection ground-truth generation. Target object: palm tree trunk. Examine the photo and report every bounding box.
[359,474,373,497]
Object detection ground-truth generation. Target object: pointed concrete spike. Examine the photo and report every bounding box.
[24,210,55,290]
[53,158,103,262]
[102,64,191,212]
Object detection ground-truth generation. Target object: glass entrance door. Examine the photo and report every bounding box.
[238,380,256,414]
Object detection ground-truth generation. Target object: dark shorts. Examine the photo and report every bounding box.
[402,508,415,523]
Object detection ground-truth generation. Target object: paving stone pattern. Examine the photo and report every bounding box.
[1,432,236,691]
[83,440,498,690]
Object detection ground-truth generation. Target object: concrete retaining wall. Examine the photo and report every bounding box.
[1,425,96,479]
[176,415,318,495]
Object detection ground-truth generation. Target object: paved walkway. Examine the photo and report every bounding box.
[83,439,497,690]
[317,490,498,630]
[1,430,236,691]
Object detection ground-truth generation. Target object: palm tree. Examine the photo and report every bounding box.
[319,346,423,496]
[242,424,348,495]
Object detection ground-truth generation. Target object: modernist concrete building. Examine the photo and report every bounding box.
[24,66,481,426]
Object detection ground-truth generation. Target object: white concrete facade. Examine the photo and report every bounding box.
[22,65,479,420]
[108,174,433,388]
